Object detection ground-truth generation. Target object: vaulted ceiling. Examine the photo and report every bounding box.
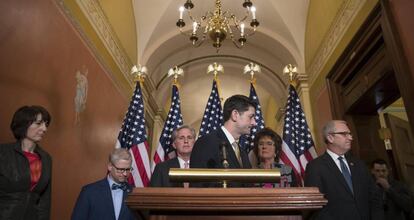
[131,0,309,128]
[74,0,376,130]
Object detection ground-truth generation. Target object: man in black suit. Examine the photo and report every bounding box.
[71,148,136,220]
[305,120,384,220]
[371,159,413,220]
[150,125,196,187]
[190,95,256,187]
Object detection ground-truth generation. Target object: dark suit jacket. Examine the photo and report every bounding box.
[150,158,184,187]
[71,178,135,220]
[190,129,251,187]
[381,178,414,220]
[305,152,384,220]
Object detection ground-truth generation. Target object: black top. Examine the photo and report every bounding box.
[0,142,52,220]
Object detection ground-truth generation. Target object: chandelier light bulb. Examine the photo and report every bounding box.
[251,6,256,20]
[179,6,185,20]
[240,23,245,37]
[192,22,197,34]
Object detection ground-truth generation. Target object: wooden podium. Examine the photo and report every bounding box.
[126,187,327,220]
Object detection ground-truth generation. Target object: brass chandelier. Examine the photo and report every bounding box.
[176,0,260,51]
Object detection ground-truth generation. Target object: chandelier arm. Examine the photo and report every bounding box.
[242,27,257,37]
[191,32,207,48]
[192,38,205,48]
[230,9,250,24]
[187,10,207,23]
[230,37,243,49]
[179,28,195,37]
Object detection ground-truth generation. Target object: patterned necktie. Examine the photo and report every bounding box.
[111,183,129,192]
[338,156,353,193]
[232,141,242,166]
[183,161,189,188]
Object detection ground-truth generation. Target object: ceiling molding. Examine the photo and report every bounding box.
[76,0,133,87]
[307,0,366,87]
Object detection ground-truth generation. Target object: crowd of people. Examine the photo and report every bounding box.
[1,97,414,220]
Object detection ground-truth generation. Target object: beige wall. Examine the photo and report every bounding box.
[98,0,137,63]
[306,0,378,150]
[0,0,128,219]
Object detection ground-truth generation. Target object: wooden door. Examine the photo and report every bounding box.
[384,113,414,189]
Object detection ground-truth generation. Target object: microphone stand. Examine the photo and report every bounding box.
[220,142,229,188]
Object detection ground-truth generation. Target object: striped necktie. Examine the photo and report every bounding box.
[183,161,189,188]
[338,156,353,193]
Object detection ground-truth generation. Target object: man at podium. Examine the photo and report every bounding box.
[190,95,256,187]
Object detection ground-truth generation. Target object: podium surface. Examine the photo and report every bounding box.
[127,187,326,220]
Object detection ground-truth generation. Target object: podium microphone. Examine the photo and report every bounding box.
[220,141,230,169]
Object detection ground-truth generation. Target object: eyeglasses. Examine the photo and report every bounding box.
[112,163,133,174]
[176,136,195,142]
[258,141,275,146]
[330,131,352,137]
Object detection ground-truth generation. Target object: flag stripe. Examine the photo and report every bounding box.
[280,85,316,186]
[116,82,151,187]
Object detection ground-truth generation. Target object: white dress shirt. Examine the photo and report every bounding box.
[221,126,237,152]
[326,149,352,175]
[107,175,123,220]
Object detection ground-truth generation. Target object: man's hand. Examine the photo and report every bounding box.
[376,177,390,190]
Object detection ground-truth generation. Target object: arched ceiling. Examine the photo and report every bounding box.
[131,0,310,129]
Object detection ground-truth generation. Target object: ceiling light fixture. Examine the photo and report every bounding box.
[176,0,259,52]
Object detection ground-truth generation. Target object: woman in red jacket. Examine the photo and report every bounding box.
[0,105,52,220]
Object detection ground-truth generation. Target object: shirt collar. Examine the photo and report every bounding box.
[177,156,189,168]
[107,174,116,187]
[221,126,236,144]
[326,149,345,161]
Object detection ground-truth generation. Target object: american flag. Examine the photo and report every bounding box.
[280,84,317,186]
[116,82,151,187]
[240,83,265,165]
[198,79,223,138]
[152,84,183,168]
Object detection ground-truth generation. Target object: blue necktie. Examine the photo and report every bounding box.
[338,156,353,193]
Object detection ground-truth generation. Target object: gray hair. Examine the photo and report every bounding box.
[109,148,132,164]
[322,120,347,144]
[171,125,196,142]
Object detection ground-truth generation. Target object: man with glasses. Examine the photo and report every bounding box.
[305,120,384,220]
[150,125,196,187]
[71,148,136,220]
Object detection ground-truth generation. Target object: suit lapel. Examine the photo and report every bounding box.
[240,148,251,168]
[346,156,358,194]
[99,179,117,219]
[171,158,184,187]
[322,153,354,196]
[119,190,129,220]
[217,130,241,168]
